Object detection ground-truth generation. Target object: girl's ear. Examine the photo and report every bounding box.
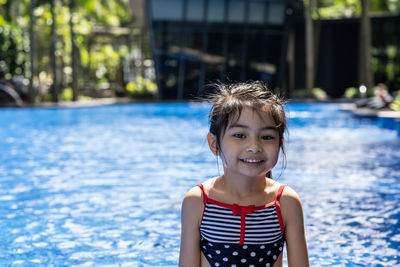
[207,133,219,156]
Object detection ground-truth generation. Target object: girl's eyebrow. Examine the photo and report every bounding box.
[229,124,277,131]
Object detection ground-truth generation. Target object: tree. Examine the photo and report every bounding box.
[69,0,79,101]
[1,0,133,103]
[29,0,35,103]
[359,0,374,89]
[305,0,315,96]
[50,0,59,102]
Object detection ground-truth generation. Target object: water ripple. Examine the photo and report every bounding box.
[0,103,398,266]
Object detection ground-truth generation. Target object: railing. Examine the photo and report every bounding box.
[0,84,24,107]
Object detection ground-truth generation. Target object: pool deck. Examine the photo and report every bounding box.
[340,103,400,118]
[33,97,135,108]
[0,97,187,108]
[340,103,400,135]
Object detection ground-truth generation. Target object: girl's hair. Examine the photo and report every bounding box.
[206,81,287,178]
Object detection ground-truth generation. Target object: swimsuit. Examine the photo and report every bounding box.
[198,183,286,267]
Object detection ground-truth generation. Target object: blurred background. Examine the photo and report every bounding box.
[0,0,399,104]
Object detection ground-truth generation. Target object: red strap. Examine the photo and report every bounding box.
[275,184,286,235]
[275,184,286,202]
[197,184,208,206]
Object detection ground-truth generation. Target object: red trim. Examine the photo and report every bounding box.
[276,184,285,202]
[197,184,208,206]
[240,213,245,245]
[206,197,276,210]
[197,184,208,232]
[275,185,286,236]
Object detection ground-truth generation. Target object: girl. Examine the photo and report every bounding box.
[179,81,309,267]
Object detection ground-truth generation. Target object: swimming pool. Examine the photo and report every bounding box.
[0,103,399,266]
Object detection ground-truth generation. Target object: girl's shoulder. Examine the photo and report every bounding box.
[182,177,217,208]
[279,185,304,225]
[182,186,203,205]
[181,186,204,228]
[280,184,302,203]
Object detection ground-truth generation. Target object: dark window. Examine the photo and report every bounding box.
[159,56,179,98]
[228,0,246,23]
[226,33,244,81]
[266,2,286,25]
[187,0,205,22]
[152,0,183,21]
[248,1,265,24]
[207,0,225,23]
[205,32,224,82]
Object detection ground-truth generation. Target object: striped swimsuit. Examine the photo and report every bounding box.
[198,184,286,267]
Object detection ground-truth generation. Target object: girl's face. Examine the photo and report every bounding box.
[210,106,280,180]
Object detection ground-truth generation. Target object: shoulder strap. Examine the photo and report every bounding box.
[197,184,208,206]
[275,184,286,202]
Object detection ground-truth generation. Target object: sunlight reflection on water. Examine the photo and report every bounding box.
[0,103,399,266]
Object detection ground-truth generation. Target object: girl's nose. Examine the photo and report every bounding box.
[246,141,262,153]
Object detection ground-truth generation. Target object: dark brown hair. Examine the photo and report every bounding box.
[206,81,287,177]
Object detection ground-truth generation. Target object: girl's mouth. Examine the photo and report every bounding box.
[240,158,264,163]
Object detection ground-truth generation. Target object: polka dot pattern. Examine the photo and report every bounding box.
[200,237,284,267]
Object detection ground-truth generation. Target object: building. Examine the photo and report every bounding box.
[146,0,302,99]
[144,0,400,100]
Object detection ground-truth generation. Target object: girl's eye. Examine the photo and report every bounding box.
[233,133,245,139]
[262,135,274,140]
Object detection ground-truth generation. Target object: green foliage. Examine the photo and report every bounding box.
[126,77,157,99]
[316,0,400,19]
[40,92,53,102]
[344,86,376,98]
[316,0,361,19]
[60,87,73,100]
[0,0,137,100]
[386,45,397,60]
[292,88,328,99]
[0,22,29,77]
[41,87,93,101]
[389,91,400,111]
[292,89,309,98]
[372,44,400,91]
[344,87,360,98]
[312,88,329,100]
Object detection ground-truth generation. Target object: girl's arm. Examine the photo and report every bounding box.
[280,186,310,267]
[179,186,204,267]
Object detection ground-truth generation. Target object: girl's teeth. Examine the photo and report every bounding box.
[243,159,262,163]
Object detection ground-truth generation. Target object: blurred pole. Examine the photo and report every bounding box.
[359,0,374,90]
[50,0,59,102]
[145,0,163,99]
[305,0,314,97]
[69,0,79,101]
[28,0,35,104]
[287,29,295,98]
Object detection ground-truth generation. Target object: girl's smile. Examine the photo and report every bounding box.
[239,157,265,166]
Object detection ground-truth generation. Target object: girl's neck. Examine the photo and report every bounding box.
[218,172,268,198]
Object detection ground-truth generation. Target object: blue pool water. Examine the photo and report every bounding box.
[0,103,399,266]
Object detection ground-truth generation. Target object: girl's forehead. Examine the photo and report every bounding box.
[228,106,277,126]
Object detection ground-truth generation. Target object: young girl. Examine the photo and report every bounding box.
[179,82,309,267]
